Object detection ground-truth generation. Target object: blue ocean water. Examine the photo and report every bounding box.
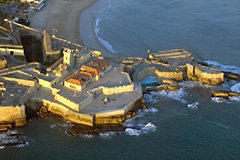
[1,0,240,159]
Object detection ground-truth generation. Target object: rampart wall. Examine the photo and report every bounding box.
[194,65,224,85]
[1,76,35,87]
[155,69,183,81]
[53,93,80,111]
[0,105,26,127]
[101,84,134,95]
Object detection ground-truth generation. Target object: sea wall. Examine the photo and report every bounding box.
[155,69,183,81]
[211,91,240,98]
[0,105,26,127]
[186,64,224,85]
[39,99,93,126]
[194,65,224,85]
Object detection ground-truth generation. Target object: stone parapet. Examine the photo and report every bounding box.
[101,84,134,95]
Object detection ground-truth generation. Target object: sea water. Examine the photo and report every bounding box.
[1,0,240,159]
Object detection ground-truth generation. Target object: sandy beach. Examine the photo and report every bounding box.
[30,0,96,45]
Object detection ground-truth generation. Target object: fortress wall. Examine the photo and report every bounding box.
[151,60,170,67]
[54,93,80,112]
[1,76,35,87]
[153,51,181,57]
[38,78,52,88]
[0,48,24,56]
[165,54,190,59]
[155,69,183,81]
[101,84,134,95]
[95,116,124,125]
[0,105,26,127]
[40,99,93,126]
[16,70,33,77]
[95,109,125,118]
[186,64,195,80]
[162,79,177,85]
[0,63,39,75]
[194,66,224,85]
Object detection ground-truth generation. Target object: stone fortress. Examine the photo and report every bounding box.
[0,24,240,131]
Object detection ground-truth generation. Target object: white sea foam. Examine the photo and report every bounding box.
[157,88,187,103]
[143,93,158,103]
[50,124,57,128]
[123,107,157,136]
[0,130,29,149]
[180,81,212,89]
[99,132,117,139]
[125,128,141,136]
[211,96,240,103]
[95,18,117,54]
[144,88,187,104]
[141,123,156,133]
[80,134,94,139]
[125,123,156,136]
[187,102,199,110]
[231,83,240,93]
[144,107,159,113]
[229,96,240,102]
[205,61,240,74]
[211,97,227,103]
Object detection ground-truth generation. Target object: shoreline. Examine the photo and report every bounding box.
[29,0,97,45]
[79,0,118,58]
[29,0,117,58]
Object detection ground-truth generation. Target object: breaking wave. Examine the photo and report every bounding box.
[205,60,240,74]
[0,130,29,149]
[187,102,199,110]
[144,88,187,104]
[211,96,240,103]
[95,18,118,54]
[125,123,156,136]
[231,83,240,93]
[123,108,158,136]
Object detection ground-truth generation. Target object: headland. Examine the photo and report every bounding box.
[0,0,240,142]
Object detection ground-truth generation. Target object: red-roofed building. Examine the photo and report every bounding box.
[81,59,108,80]
[64,59,109,91]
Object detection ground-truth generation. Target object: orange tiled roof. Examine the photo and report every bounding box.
[67,71,92,85]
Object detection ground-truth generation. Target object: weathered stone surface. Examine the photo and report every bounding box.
[211,91,240,98]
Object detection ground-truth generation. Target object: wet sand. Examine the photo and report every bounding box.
[79,0,117,57]
[30,0,117,58]
[29,0,96,45]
